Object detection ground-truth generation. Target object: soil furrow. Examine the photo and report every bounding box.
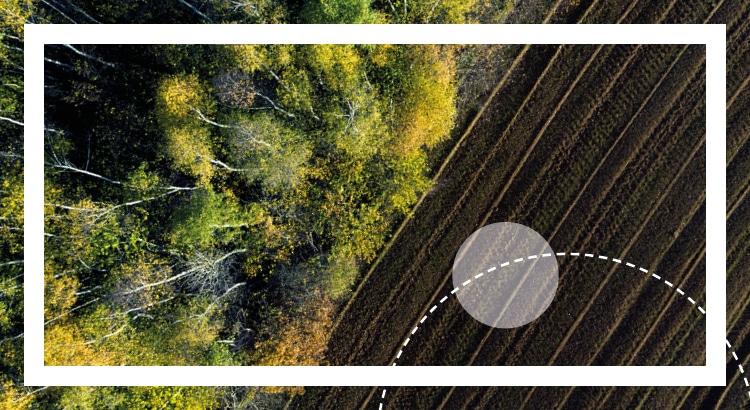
[580,243,706,408]
[551,105,708,368]
[480,49,707,367]
[428,44,704,410]
[727,70,750,111]
[518,133,706,408]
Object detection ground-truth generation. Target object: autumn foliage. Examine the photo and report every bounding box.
[35,41,461,407]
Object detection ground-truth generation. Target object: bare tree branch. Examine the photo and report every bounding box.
[67,249,106,273]
[115,248,248,297]
[13,386,50,403]
[74,285,102,296]
[0,333,23,344]
[44,297,102,326]
[46,161,123,185]
[254,93,295,118]
[0,116,23,127]
[46,185,201,223]
[62,325,127,347]
[45,149,198,193]
[209,223,249,229]
[178,0,213,22]
[208,158,247,172]
[187,282,246,321]
[0,43,24,53]
[54,0,101,23]
[192,107,275,150]
[106,296,177,319]
[192,107,231,128]
[0,260,23,268]
[44,56,74,70]
[61,44,116,67]
[39,0,77,23]
[0,151,22,159]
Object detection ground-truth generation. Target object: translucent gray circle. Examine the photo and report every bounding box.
[452,222,558,329]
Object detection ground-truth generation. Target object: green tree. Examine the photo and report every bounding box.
[40,44,462,409]
[155,73,218,184]
[383,149,433,214]
[227,112,312,193]
[374,0,475,23]
[0,7,28,404]
[300,0,383,24]
[374,44,458,156]
[168,188,263,250]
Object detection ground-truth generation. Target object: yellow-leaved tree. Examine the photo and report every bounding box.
[376,44,458,156]
[250,283,334,395]
[155,74,216,184]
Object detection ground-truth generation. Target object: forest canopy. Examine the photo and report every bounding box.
[3,0,709,407]
[34,42,459,406]
[0,0,510,407]
[27,0,503,24]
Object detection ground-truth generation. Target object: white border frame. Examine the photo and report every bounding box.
[25,24,725,387]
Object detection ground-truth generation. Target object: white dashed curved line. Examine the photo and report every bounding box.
[376,251,731,409]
